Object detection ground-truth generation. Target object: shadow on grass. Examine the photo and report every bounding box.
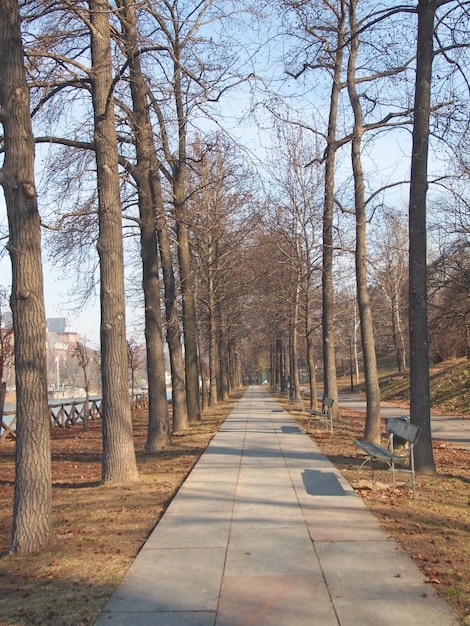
[53,480,102,489]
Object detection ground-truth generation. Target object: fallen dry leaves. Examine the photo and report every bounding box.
[0,394,242,626]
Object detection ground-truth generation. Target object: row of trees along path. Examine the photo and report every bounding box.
[1,0,469,554]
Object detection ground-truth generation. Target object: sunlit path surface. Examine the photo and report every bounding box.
[95,386,458,626]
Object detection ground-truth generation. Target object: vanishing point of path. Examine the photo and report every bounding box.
[95,386,458,626]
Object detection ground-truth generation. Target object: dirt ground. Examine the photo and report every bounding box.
[1,388,469,625]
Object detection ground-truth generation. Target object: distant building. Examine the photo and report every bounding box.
[1,311,13,330]
[46,319,78,389]
[47,318,75,334]
[46,319,77,351]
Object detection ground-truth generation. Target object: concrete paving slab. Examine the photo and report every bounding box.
[231,501,306,527]
[303,506,391,542]
[175,479,238,499]
[95,611,216,626]
[144,510,232,549]
[224,526,319,576]
[182,469,240,485]
[316,540,458,625]
[233,482,295,502]
[99,547,226,614]
[216,575,338,626]
[94,386,459,626]
[164,483,236,514]
[236,465,291,480]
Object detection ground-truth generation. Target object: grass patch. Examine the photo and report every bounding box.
[342,358,470,417]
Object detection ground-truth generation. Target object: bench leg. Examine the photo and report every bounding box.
[355,452,375,486]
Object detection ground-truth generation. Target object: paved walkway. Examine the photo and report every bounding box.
[95,386,458,626]
[338,393,470,450]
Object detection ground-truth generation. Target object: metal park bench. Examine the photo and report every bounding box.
[354,417,421,499]
[308,397,334,434]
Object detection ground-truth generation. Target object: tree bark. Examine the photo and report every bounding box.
[89,0,138,482]
[171,32,201,422]
[116,0,171,451]
[0,0,53,554]
[208,252,220,405]
[197,326,209,412]
[218,310,230,401]
[391,290,407,372]
[175,207,201,420]
[305,300,318,411]
[322,0,345,416]
[154,191,189,432]
[289,286,301,400]
[347,0,381,443]
[408,0,437,473]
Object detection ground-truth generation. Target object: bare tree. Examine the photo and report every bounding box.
[115,0,173,447]
[406,0,470,472]
[14,0,140,479]
[0,0,53,554]
[407,0,439,474]
[428,241,470,360]
[143,0,251,419]
[72,339,91,428]
[279,0,347,416]
[88,0,138,482]
[267,124,324,408]
[346,0,382,443]
[127,337,146,402]
[321,0,345,416]
[188,134,257,403]
[370,214,408,372]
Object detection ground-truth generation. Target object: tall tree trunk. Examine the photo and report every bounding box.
[118,0,187,434]
[0,383,6,426]
[117,0,171,451]
[347,0,381,443]
[465,318,470,360]
[206,237,218,405]
[228,340,239,391]
[175,205,201,420]
[154,185,189,433]
[172,38,201,422]
[209,264,219,405]
[140,210,171,452]
[197,327,209,412]
[306,306,318,411]
[322,0,345,417]
[290,288,301,399]
[391,291,407,372]
[408,0,437,473]
[279,337,287,394]
[89,0,138,482]
[270,345,276,388]
[1,0,53,554]
[218,311,229,400]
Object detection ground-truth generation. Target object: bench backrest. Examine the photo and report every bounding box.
[385,418,421,444]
